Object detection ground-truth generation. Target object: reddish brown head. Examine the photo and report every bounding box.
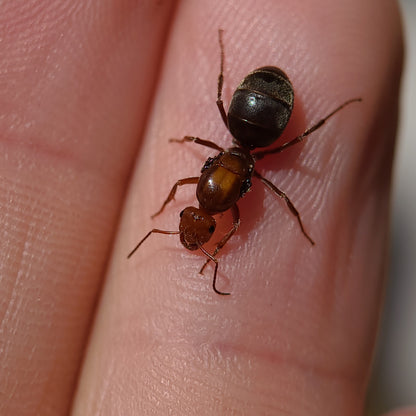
[179,207,216,251]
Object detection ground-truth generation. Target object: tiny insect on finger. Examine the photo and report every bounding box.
[128,30,362,295]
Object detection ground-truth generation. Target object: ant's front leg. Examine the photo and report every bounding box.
[200,204,240,275]
[151,177,199,219]
[199,245,228,296]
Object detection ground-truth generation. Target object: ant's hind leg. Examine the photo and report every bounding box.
[253,98,362,161]
[216,29,228,127]
[169,29,229,155]
[254,171,315,245]
[169,136,224,152]
[151,177,199,219]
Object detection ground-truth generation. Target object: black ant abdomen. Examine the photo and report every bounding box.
[228,67,294,149]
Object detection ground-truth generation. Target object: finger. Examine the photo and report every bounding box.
[73,0,402,415]
[381,408,416,416]
[0,1,175,414]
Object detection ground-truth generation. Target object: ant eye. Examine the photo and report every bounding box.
[179,209,184,217]
[209,225,215,233]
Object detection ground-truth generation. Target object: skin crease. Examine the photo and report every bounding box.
[0,0,412,415]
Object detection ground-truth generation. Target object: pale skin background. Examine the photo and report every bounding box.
[0,0,413,415]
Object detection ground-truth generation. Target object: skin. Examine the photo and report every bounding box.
[0,0,411,415]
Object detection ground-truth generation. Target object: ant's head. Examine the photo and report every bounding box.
[179,206,216,251]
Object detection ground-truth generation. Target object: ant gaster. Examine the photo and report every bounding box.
[128,30,361,295]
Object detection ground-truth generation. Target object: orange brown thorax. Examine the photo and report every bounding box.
[196,147,254,214]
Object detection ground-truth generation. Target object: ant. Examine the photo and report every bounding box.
[128,30,361,296]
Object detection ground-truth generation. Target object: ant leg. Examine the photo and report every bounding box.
[253,98,362,161]
[169,136,224,152]
[254,171,315,245]
[127,229,179,259]
[216,29,228,127]
[199,245,229,295]
[200,204,240,274]
[151,177,199,218]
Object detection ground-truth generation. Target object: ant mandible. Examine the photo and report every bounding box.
[128,30,361,296]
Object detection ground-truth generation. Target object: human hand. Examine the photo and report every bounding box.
[1,1,410,415]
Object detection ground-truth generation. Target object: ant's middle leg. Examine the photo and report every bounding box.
[169,136,224,152]
[200,204,240,275]
[151,177,199,219]
[254,171,315,245]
